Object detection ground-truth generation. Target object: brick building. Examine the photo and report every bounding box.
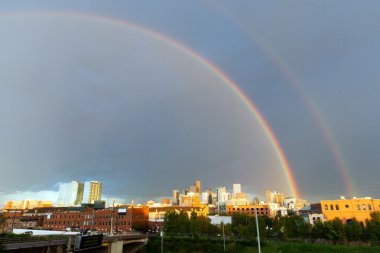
[226,204,270,217]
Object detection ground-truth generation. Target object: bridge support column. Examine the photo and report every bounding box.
[108,240,124,253]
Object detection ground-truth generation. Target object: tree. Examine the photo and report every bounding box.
[177,211,189,234]
[311,220,326,240]
[325,218,345,242]
[344,218,362,241]
[164,211,179,234]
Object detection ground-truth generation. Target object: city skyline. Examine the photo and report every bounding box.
[0,1,379,203]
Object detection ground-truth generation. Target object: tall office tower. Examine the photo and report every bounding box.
[266,190,285,205]
[56,181,84,207]
[83,181,103,204]
[172,190,179,205]
[189,186,197,193]
[195,180,201,194]
[233,184,241,194]
[216,187,227,202]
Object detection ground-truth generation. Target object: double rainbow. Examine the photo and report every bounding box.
[1,12,300,198]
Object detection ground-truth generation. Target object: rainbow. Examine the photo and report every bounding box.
[0,12,300,198]
[202,2,356,197]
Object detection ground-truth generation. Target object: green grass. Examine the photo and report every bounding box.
[239,243,380,253]
[142,238,380,253]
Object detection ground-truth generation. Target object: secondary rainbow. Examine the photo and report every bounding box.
[202,2,355,197]
[1,12,301,198]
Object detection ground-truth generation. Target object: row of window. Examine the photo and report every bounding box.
[228,211,268,215]
[44,221,130,226]
[229,207,267,211]
[50,214,126,219]
[324,203,373,211]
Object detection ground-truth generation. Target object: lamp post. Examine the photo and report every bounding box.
[254,203,261,253]
[222,221,225,252]
[160,229,164,253]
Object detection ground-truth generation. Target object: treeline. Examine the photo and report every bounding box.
[163,211,380,243]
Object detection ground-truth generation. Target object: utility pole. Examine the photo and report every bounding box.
[254,203,261,253]
[110,198,115,236]
[222,222,225,253]
[160,229,164,253]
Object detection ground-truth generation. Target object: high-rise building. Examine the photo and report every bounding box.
[195,180,201,194]
[56,181,84,207]
[216,187,227,203]
[189,186,197,193]
[82,181,102,204]
[266,190,285,206]
[233,184,241,194]
[172,190,179,205]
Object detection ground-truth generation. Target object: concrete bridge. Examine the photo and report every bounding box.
[1,233,148,253]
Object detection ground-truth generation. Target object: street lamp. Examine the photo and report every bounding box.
[160,229,164,253]
[222,221,226,252]
[254,203,261,253]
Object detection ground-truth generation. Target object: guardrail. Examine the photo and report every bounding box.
[0,235,69,244]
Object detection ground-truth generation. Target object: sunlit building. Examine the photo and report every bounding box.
[321,196,380,223]
[284,197,309,211]
[82,181,102,204]
[195,180,201,194]
[172,190,179,205]
[56,181,84,207]
[266,190,285,206]
[233,184,241,194]
[3,200,53,210]
[149,205,209,222]
[226,204,271,217]
[180,193,200,207]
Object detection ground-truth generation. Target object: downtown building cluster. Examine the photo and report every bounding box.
[1,179,380,234]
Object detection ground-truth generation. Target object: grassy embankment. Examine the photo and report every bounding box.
[142,237,380,253]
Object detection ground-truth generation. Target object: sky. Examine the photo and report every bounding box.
[0,0,379,204]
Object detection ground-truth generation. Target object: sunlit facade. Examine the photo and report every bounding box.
[83,181,103,204]
[321,197,380,223]
[56,181,84,207]
[3,200,53,210]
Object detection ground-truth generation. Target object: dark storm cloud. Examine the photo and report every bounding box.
[0,16,287,201]
[0,0,379,202]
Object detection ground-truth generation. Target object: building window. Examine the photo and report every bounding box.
[324,204,328,210]
[335,204,339,210]
[357,204,361,210]
[345,204,349,208]
[330,204,334,210]
[362,204,367,210]
[368,204,372,210]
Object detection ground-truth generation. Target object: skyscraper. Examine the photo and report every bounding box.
[233,184,241,194]
[195,180,201,194]
[56,181,84,207]
[216,187,228,202]
[172,190,179,205]
[82,181,102,204]
[265,190,285,205]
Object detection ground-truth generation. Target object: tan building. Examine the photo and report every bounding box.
[321,197,380,223]
[149,205,209,222]
[195,180,201,194]
[4,200,53,210]
[226,204,271,217]
[180,193,200,207]
[82,181,102,204]
[265,190,285,206]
